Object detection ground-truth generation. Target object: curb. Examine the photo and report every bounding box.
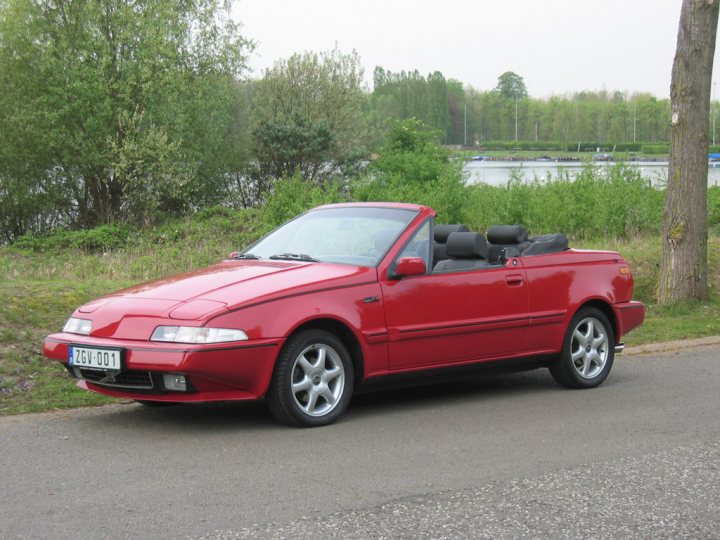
[622,336,720,356]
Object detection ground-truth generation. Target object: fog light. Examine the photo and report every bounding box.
[163,374,187,392]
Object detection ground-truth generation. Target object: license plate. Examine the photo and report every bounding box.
[69,346,122,370]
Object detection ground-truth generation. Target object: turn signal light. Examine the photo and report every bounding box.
[619,265,631,276]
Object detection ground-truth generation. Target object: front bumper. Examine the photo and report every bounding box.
[44,333,282,402]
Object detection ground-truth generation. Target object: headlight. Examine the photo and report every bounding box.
[150,326,248,344]
[63,317,92,335]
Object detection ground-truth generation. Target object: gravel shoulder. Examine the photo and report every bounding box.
[198,441,720,539]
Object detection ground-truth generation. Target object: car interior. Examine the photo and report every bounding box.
[431,223,569,272]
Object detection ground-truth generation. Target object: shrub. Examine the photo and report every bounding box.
[466,163,664,238]
[352,119,468,223]
[262,174,345,228]
[11,224,132,253]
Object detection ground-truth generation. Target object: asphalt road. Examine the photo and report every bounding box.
[1,345,719,539]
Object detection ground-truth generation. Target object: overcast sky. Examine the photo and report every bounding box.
[232,0,720,99]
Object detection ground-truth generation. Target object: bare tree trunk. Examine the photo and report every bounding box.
[659,0,720,303]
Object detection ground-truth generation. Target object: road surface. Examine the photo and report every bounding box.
[1,344,719,539]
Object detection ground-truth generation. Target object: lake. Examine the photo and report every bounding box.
[464,160,720,187]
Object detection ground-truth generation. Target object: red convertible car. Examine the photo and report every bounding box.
[44,203,645,426]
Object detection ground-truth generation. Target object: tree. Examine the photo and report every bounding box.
[250,47,366,188]
[659,0,719,303]
[0,0,252,232]
[427,71,450,140]
[494,71,528,99]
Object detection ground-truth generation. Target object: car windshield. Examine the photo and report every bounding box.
[243,207,418,267]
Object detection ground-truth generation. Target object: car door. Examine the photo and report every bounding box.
[380,221,529,371]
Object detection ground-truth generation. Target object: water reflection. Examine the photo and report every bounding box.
[464,160,720,187]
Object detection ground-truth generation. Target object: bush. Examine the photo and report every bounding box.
[11,224,132,253]
[262,174,345,228]
[352,119,468,223]
[352,166,468,224]
[466,163,664,238]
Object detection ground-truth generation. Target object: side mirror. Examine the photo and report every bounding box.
[228,252,239,259]
[395,257,427,278]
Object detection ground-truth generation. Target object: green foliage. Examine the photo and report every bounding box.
[371,67,453,143]
[353,119,467,223]
[353,170,468,225]
[262,175,344,228]
[373,118,450,183]
[249,47,366,190]
[0,0,253,235]
[494,71,528,98]
[369,70,673,148]
[466,163,664,238]
[709,186,720,227]
[252,114,334,183]
[11,225,132,253]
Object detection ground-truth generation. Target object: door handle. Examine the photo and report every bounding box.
[505,274,524,287]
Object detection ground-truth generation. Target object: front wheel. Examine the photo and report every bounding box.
[549,307,615,389]
[267,330,354,427]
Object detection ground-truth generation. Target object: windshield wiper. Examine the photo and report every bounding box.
[233,253,261,260]
[269,253,319,262]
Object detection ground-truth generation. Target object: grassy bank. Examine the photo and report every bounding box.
[0,208,268,415]
[1,177,719,415]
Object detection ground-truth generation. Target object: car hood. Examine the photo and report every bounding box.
[77,260,377,323]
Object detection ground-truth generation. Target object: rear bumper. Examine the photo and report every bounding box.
[613,301,645,339]
[44,333,282,401]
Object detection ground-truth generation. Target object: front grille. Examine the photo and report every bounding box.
[73,367,154,390]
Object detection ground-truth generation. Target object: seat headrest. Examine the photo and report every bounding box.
[487,224,529,244]
[434,224,470,243]
[446,232,489,259]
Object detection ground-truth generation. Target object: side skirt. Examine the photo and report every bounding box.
[356,354,556,395]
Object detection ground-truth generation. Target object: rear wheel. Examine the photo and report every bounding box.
[267,329,354,427]
[549,307,615,389]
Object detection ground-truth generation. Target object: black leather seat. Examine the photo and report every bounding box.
[486,224,530,263]
[433,232,493,272]
[433,224,469,265]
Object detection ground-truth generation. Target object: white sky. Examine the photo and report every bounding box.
[232,0,720,99]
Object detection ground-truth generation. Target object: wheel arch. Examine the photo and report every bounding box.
[284,318,366,385]
[574,299,618,340]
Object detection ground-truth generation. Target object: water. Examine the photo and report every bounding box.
[464,160,720,187]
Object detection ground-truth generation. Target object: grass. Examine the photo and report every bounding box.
[0,207,268,415]
[0,281,121,414]
[1,200,718,416]
[575,234,720,344]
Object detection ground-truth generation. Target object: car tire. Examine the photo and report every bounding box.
[267,329,354,427]
[549,307,615,389]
